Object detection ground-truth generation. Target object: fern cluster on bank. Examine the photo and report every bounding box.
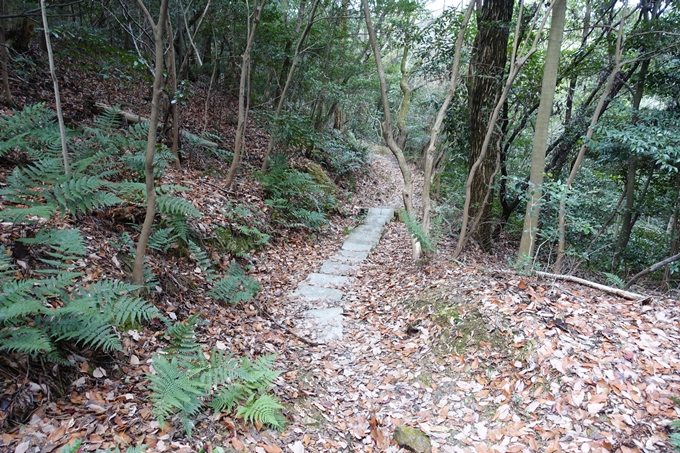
[188,240,260,304]
[257,156,337,231]
[147,315,284,435]
[0,104,197,362]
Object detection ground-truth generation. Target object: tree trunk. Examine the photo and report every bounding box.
[517,0,566,265]
[225,0,266,188]
[132,0,169,286]
[454,0,552,258]
[165,15,181,169]
[467,0,514,252]
[664,175,680,287]
[421,0,475,243]
[625,252,680,290]
[362,0,416,256]
[0,0,11,105]
[261,0,320,171]
[40,0,69,175]
[612,56,651,270]
[554,10,626,273]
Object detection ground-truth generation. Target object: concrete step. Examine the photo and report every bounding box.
[305,273,351,287]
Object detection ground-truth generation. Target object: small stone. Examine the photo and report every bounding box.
[393,425,432,453]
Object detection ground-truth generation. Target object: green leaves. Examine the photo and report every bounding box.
[148,316,283,436]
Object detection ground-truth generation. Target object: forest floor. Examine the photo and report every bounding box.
[1,40,680,453]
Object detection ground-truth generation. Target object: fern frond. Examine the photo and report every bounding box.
[147,354,207,425]
[149,227,179,252]
[165,314,202,360]
[156,194,202,218]
[49,176,123,215]
[237,394,284,430]
[0,205,57,223]
[0,328,54,355]
[401,209,435,252]
[48,314,123,352]
[17,228,87,268]
[93,105,123,131]
[603,272,624,289]
[0,247,14,283]
[209,263,260,304]
[188,241,216,282]
[208,383,248,415]
[198,348,239,388]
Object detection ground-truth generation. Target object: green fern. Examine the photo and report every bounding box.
[148,227,179,252]
[237,394,284,429]
[18,228,86,271]
[188,241,216,282]
[603,272,624,289]
[0,328,54,355]
[209,263,260,304]
[147,314,282,436]
[156,194,202,218]
[147,354,208,435]
[257,158,335,231]
[400,209,435,252]
[208,383,248,414]
[164,314,202,361]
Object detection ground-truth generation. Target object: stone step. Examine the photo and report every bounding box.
[305,308,344,343]
[329,250,369,263]
[319,260,357,275]
[305,273,351,287]
[293,285,344,302]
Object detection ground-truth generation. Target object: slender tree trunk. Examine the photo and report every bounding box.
[41,0,70,175]
[165,15,181,169]
[362,0,417,257]
[203,32,219,132]
[178,0,211,77]
[466,0,514,252]
[554,10,626,273]
[612,56,650,270]
[396,44,420,151]
[0,0,11,105]
[362,0,413,215]
[132,0,169,286]
[517,0,566,265]
[261,0,320,171]
[421,0,475,243]
[225,0,265,188]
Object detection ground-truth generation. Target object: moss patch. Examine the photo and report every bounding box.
[408,290,508,357]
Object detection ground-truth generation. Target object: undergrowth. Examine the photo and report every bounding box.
[147,315,284,436]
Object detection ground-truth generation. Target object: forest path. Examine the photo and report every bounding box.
[265,146,679,453]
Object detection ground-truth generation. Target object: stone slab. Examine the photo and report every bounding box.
[305,273,351,287]
[341,240,373,252]
[329,250,369,263]
[344,233,382,246]
[305,307,344,343]
[368,207,395,217]
[293,285,344,302]
[320,260,357,275]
